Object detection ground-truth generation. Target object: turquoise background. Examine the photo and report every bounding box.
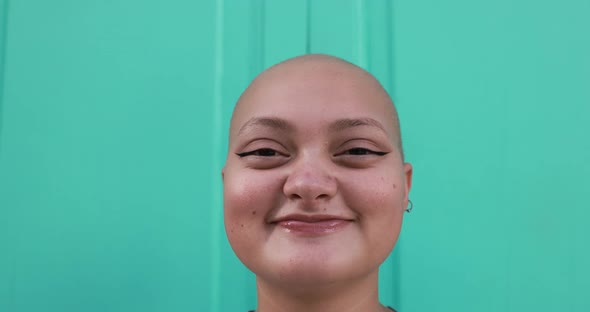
[0,0,588,311]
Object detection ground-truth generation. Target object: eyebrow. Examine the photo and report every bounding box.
[237,116,388,136]
[237,117,293,136]
[328,117,388,134]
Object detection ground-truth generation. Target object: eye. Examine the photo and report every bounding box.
[341,148,388,156]
[236,148,283,157]
[235,147,290,169]
[333,145,389,168]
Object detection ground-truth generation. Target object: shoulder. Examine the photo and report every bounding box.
[249,308,396,311]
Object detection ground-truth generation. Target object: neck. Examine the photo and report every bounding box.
[255,270,387,312]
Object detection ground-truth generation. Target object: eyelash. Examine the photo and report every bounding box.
[236,148,282,157]
[236,147,387,157]
[340,148,387,156]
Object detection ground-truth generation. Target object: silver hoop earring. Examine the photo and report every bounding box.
[405,200,413,213]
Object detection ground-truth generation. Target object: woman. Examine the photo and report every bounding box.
[222,54,413,312]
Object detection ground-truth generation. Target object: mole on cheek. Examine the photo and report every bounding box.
[392,184,397,189]
[252,210,257,215]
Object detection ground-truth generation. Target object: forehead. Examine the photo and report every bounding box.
[230,60,396,140]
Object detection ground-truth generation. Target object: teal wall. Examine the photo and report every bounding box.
[0,0,588,311]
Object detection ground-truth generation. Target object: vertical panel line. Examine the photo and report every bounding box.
[0,2,13,311]
[260,0,265,69]
[211,0,224,310]
[305,0,311,53]
[356,0,367,69]
[250,0,265,75]
[0,0,10,155]
[385,0,402,307]
[386,0,394,98]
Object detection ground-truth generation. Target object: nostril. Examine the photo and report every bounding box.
[282,166,338,201]
[315,193,330,200]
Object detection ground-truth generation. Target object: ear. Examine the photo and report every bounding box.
[403,162,413,201]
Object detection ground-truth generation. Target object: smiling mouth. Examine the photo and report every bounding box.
[274,219,352,235]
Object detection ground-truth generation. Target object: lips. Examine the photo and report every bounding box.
[271,214,353,235]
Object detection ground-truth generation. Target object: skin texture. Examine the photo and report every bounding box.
[223,54,413,312]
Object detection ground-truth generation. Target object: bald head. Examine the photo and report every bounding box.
[229,54,404,159]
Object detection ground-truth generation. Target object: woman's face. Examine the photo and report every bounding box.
[223,58,412,288]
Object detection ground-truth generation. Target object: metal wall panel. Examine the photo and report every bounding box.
[392,0,590,311]
[1,1,588,311]
[0,0,220,311]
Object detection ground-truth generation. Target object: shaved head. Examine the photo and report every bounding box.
[222,54,414,305]
[229,54,404,159]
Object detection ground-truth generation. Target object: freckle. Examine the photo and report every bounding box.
[240,224,244,227]
[323,208,327,212]
[393,184,397,189]
[252,210,257,215]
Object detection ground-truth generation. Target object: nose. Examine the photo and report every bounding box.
[282,155,337,203]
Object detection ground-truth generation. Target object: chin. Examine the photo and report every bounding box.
[255,249,378,289]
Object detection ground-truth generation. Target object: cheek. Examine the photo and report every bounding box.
[342,170,406,250]
[223,170,283,251]
[346,172,406,215]
[224,170,277,213]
